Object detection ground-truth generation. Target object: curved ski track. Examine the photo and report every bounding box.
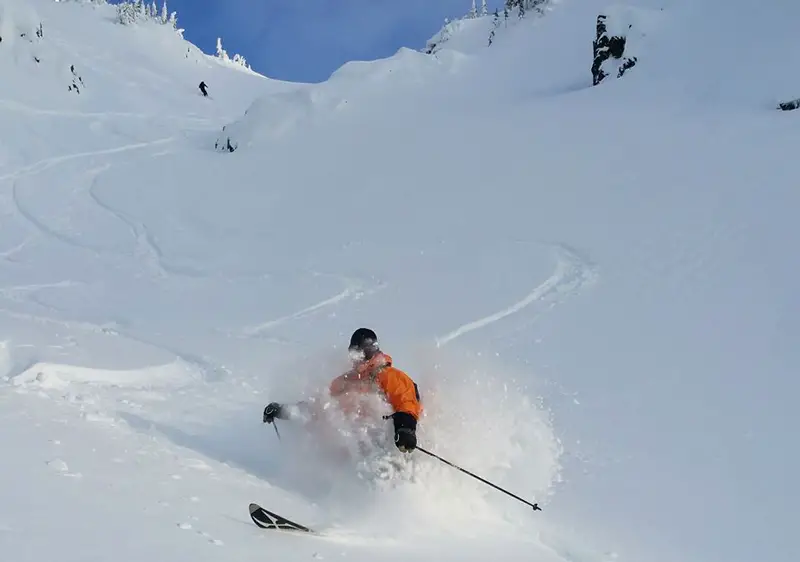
[4,139,178,269]
[0,134,381,381]
[0,136,237,381]
[0,137,176,184]
[436,244,597,347]
[239,273,385,338]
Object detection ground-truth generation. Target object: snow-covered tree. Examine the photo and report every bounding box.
[216,37,228,60]
[487,0,551,44]
[488,9,500,46]
[508,0,548,15]
[481,0,488,16]
[469,0,477,19]
[114,0,180,32]
[530,0,548,15]
[215,37,250,69]
[424,17,453,54]
[503,0,525,18]
[232,53,249,69]
[116,2,140,24]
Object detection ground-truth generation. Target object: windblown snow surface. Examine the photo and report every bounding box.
[1,1,798,562]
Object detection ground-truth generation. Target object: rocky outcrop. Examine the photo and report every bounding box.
[778,98,800,111]
[592,14,637,85]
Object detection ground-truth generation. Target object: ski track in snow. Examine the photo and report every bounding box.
[240,274,381,337]
[0,98,213,124]
[0,281,85,309]
[3,141,212,280]
[0,238,32,262]
[0,135,283,383]
[0,137,176,183]
[86,166,190,280]
[0,160,232,384]
[436,244,597,347]
[0,303,231,384]
[11,178,111,255]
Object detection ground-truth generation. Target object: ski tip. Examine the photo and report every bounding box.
[249,502,314,533]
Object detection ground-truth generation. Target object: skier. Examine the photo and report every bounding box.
[198,81,208,97]
[262,328,421,453]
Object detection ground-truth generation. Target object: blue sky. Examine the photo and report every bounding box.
[162,0,496,83]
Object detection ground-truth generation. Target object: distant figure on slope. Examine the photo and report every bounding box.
[262,328,421,454]
[198,81,208,97]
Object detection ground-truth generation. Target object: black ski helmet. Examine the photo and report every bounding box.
[349,328,379,357]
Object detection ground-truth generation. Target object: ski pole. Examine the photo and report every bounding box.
[272,420,281,441]
[416,446,541,511]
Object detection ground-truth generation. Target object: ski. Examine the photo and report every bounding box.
[248,503,315,533]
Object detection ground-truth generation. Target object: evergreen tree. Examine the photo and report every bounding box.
[481,0,488,16]
[116,2,139,25]
[232,53,249,69]
[216,37,228,61]
[488,8,500,45]
[469,0,477,19]
[112,0,180,29]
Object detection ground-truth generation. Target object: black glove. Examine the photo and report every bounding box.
[390,412,417,452]
[263,402,284,424]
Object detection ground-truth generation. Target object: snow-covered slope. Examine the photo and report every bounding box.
[1,1,798,562]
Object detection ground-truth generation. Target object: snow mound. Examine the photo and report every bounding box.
[215,47,451,152]
[10,358,200,390]
[327,46,441,84]
[214,87,319,150]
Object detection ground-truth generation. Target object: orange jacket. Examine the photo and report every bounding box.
[329,352,422,420]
